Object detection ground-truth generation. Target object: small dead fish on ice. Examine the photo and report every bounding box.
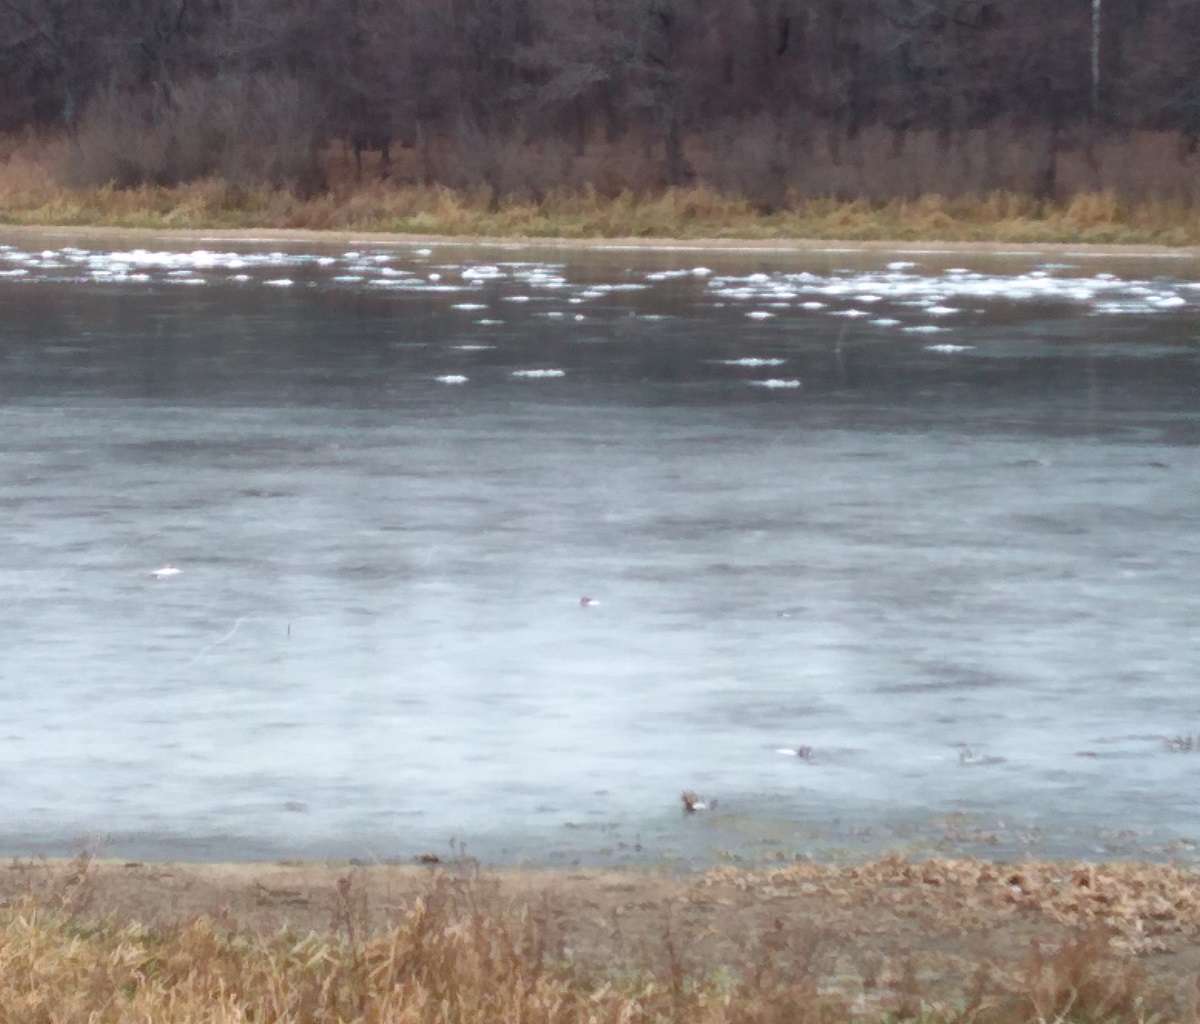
[681,790,716,813]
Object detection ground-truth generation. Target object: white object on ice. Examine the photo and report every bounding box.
[749,378,802,390]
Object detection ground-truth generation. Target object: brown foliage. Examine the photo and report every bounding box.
[4,1,1200,201]
[66,74,325,194]
[5,130,1200,243]
[1,855,1198,1023]
[1018,928,1146,1024]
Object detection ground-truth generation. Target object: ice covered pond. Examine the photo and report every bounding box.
[1,235,1199,865]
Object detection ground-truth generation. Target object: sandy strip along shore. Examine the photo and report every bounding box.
[3,222,1200,257]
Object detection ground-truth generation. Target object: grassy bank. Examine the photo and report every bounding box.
[3,853,1199,1022]
[4,140,1200,247]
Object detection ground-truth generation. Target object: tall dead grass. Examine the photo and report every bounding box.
[3,132,1200,244]
[0,852,1185,1024]
[0,863,845,1024]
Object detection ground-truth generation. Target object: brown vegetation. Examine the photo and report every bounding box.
[3,1,1200,242]
[5,134,1200,246]
[3,852,1200,1022]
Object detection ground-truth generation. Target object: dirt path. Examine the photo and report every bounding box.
[2,222,1199,257]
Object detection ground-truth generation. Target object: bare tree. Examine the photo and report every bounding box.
[1,0,1197,198]
[0,0,109,127]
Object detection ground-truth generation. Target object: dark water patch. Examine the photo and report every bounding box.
[1007,513,1092,536]
[236,487,296,499]
[875,672,1006,695]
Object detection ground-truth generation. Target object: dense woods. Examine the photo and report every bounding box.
[3,0,1200,205]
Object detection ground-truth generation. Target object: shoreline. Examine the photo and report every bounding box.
[5,853,1200,1018]
[10,853,1200,955]
[3,220,1200,257]
[15,852,1200,941]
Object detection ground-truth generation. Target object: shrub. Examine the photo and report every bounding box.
[64,73,325,194]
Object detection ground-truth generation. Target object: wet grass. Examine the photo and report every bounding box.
[0,851,1194,1023]
[3,140,1200,245]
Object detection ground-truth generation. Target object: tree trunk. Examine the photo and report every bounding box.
[1035,124,1059,200]
[664,109,687,185]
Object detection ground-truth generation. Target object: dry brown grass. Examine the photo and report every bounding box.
[0,858,849,1024]
[0,852,1196,1023]
[4,133,1200,246]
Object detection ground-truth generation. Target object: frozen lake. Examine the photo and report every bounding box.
[1,235,1198,866]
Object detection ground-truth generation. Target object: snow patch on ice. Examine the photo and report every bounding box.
[749,378,802,390]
